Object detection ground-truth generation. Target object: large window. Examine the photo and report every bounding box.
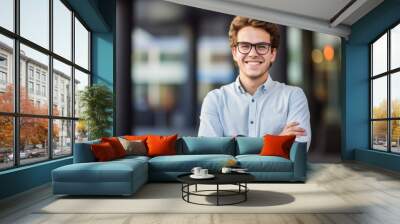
[371,23,400,153]
[0,0,91,171]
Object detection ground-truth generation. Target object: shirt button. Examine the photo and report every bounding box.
[250,121,254,124]
[251,99,255,103]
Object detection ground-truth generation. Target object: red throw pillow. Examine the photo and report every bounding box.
[260,134,296,159]
[146,134,178,157]
[101,137,127,158]
[91,142,117,161]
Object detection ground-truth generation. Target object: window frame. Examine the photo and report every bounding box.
[370,20,400,154]
[0,0,92,171]
[0,70,7,85]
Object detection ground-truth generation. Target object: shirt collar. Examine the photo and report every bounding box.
[235,75,274,94]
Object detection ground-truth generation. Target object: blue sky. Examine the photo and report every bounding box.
[0,0,89,73]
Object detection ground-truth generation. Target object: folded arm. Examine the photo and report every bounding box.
[283,87,311,151]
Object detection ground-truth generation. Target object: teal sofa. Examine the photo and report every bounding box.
[52,137,307,196]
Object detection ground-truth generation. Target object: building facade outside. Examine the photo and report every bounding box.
[0,41,77,168]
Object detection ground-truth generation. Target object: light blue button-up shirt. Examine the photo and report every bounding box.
[198,76,311,150]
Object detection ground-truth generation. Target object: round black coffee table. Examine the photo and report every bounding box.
[177,173,255,206]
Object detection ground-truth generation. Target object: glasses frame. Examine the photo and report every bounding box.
[236,42,272,55]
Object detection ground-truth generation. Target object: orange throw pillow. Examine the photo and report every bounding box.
[260,134,296,159]
[91,142,117,161]
[146,134,178,157]
[101,137,127,158]
[124,135,148,142]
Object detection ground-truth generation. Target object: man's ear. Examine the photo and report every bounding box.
[231,47,238,63]
[270,48,277,62]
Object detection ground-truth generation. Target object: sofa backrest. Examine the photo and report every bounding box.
[177,137,235,155]
[74,137,236,162]
[74,136,303,161]
[73,139,100,163]
[235,137,263,155]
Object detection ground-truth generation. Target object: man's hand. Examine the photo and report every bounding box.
[279,122,306,137]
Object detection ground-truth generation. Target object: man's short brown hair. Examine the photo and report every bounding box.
[229,16,280,50]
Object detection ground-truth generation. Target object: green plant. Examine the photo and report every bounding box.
[79,84,113,140]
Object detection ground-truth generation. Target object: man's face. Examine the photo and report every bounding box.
[232,26,277,80]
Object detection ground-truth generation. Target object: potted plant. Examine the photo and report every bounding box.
[79,84,113,140]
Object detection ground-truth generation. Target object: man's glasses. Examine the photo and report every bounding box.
[236,42,272,55]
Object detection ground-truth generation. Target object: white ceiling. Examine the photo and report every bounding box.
[163,0,384,38]
[227,0,352,22]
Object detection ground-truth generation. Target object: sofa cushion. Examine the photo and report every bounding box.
[236,155,293,172]
[91,142,118,161]
[101,137,127,158]
[114,155,150,164]
[147,134,178,157]
[148,154,235,172]
[124,135,148,142]
[235,137,263,155]
[118,137,147,156]
[260,134,296,159]
[178,137,235,155]
[52,158,147,183]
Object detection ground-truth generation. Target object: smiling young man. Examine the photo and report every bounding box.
[198,16,311,150]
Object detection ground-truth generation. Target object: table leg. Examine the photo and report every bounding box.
[187,184,190,202]
[245,183,247,201]
[217,184,219,206]
[181,184,183,199]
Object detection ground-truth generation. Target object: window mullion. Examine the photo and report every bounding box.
[48,0,54,160]
[72,10,76,154]
[14,0,21,167]
[388,29,391,152]
[370,45,373,149]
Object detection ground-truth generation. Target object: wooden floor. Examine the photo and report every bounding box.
[1,161,400,224]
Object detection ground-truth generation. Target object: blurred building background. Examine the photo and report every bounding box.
[130,0,342,161]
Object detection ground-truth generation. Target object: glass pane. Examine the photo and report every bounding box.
[391,72,400,118]
[53,119,72,158]
[20,117,49,165]
[74,18,89,70]
[0,0,14,31]
[74,69,89,118]
[53,59,72,117]
[0,116,13,170]
[391,24,400,70]
[53,0,72,60]
[132,26,189,133]
[372,77,387,119]
[372,33,387,76]
[20,0,49,49]
[75,120,88,143]
[391,120,400,153]
[197,37,233,105]
[20,44,49,115]
[0,34,14,112]
[372,121,388,151]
